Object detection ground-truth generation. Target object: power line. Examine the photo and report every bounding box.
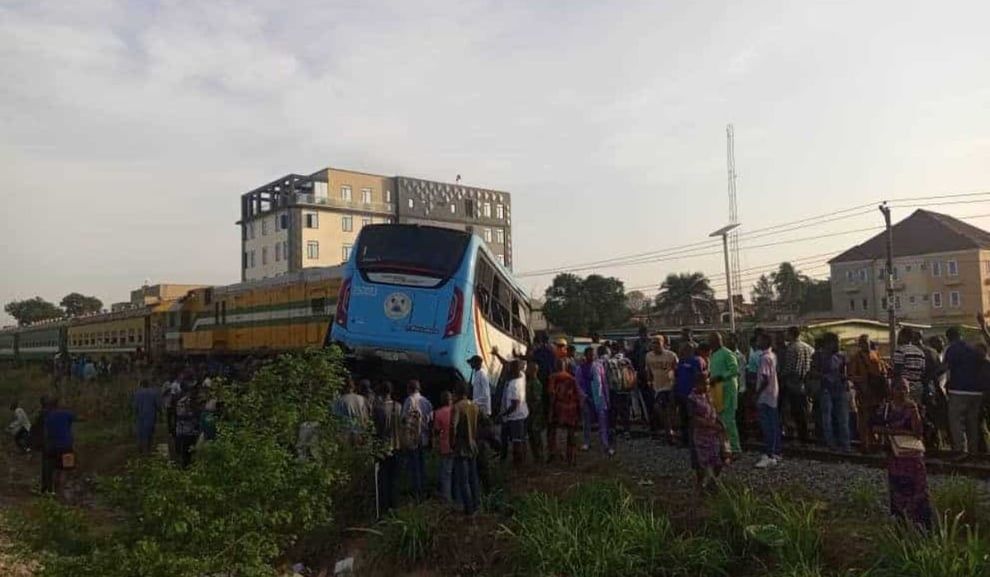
[517,192,990,279]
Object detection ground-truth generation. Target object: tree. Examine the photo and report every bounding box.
[4,297,64,326]
[771,262,807,308]
[751,274,776,321]
[626,290,649,314]
[654,272,715,325]
[543,273,630,335]
[800,278,832,314]
[60,293,103,317]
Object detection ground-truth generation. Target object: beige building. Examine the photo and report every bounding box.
[829,209,990,327]
[239,167,512,281]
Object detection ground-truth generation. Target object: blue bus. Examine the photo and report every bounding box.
[331,224,531,390]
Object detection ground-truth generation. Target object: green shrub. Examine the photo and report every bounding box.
[873,512,990,577]
[932,476,990,526]
[504,480,729,577]
[15,348,361,577]
[4,496,94,557]
[374,504,443,565]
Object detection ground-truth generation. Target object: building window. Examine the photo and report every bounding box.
[909,295,916,304]
[407,198,414,209]
[362,217,371,227]
[858,269,866,281]
[922,294,929,302]
[262,218,268,236]
[306,241,319,260]
[932,261,942,277]
[881,296,888,310]
[342,244,352,262]
[275,243,282,262]
[496,204,504,219]
[249,222,255,239]
[464,198,475,217]
[342,215,353,232]
[249,250,256,268]
[362,188,372,204]
[282,240,288,260]
[482,228,492,242]
[984,261,990,274]
[482,202,492,218]
[862,298,868,309]
[905,264,913,272]
[950,291,960,307]
[313,181,328,199]
[450,202,457,214]
[386,189,392,203]
[894,295,901,309]
[932,292,942,308]
[892,266,899,280]
[497,254,505,266]
[280,213,288,230]
[262,246,268,265]
[849,299,855,311]
[948,260,959,276]
[305,213,319,229]
[496,229,504,244]
[341,186,352,201]
[846,270,854,281]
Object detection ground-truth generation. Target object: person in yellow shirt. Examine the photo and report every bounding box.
[645,336,678,443]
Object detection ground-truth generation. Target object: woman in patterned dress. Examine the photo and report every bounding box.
[689,373,724,492]
[877,377,932,529]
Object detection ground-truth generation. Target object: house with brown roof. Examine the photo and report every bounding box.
[829,209,990,327]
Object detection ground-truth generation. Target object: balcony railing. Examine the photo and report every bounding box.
[293,193,394,213]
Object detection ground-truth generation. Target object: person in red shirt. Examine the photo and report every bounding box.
[432,391,454,502]
[546,360,581,465]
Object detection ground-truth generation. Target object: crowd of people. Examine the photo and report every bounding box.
[10,319,990,529]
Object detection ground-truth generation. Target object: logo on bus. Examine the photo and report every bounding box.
[384,292,412,320]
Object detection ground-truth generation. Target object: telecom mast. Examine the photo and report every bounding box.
[726,125,742,300]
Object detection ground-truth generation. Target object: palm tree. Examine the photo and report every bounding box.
[655,272,716,325]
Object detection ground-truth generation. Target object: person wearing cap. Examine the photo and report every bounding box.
[467,355,492,417]
[554,337,569,360]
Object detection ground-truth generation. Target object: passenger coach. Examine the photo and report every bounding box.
[331,224,531,388]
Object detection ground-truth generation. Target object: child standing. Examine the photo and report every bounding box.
[689,373,724,492]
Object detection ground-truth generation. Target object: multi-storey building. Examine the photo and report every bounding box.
[829,209,990,326]
[238,167,512,281]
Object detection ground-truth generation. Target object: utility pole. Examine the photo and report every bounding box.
[879,202,896,351]
[710,223,741,335]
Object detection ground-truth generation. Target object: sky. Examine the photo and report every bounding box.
[3,0,990,324]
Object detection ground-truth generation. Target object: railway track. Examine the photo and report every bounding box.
[625,428,990,479]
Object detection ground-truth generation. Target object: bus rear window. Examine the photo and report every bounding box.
[356,225,470,282]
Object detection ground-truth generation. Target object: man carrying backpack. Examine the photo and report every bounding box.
[401,380,433,501]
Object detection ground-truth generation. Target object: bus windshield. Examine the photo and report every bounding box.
[356,225,471,282]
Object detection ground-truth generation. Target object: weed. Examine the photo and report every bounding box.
[931,476,990,527]
[873,512,990,577]
[848,478,882,516]
[505,479,728,577]
[374,504,443,565]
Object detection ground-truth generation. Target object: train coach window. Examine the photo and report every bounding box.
[221,301,227,324]
[214,302,221,325]
[311,297,327,314]
[204,288,213,306]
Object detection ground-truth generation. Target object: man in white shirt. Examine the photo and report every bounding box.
[7,401,32,453]
[467,355,492,417]
[500,360,529,465]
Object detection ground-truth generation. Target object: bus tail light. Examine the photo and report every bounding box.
[335,277,352,328]
[443,287,464,338]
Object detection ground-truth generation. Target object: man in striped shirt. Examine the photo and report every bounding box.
[893,327,926,403]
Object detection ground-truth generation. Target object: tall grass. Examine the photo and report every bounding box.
[373,504,443,565]
[848,478,883,516]
[709,483,826,573]
[504,480,729,577]
[932,476,990,527]
[873,512,990,577]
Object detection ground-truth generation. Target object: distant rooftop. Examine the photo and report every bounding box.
[830,209,990,264]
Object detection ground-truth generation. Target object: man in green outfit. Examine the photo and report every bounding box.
[709,332,741,455]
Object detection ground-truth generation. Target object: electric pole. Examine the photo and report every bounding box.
[879,202,896,352]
